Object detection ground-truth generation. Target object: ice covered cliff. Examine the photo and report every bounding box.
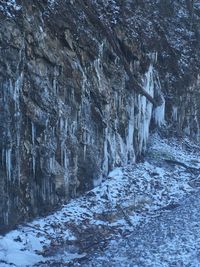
[0,0,199,230]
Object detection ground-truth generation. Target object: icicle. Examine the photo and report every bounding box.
[127,118,134,149]
[172,106,178,122]
[42,178,46,201]
[14,74,23,112]
[77,62,88,94]
[151,67,165,127]
[71,121,76,136]
[31,122,36,176]
[83,144,87,161]
[31,122,35,149]
[94,57,101,85]
[32,156,36,177]
[108,130,116,168]
[117,133,127,165]
[60,117,64,132]
[102,127,109,174]
[137,63,154,152]
[60,145,64,167]
[53,66,59,94]
[5,148,12,180]
[14,74,23,182]
[63,149,69,185]
[82,128,90,160]
[53,78,57,94]
[49,156,54,172]
[2,149,4,166]
[193,100,200,141]
[94,42,105,92]
[148,51,158,64]
[153,96,165,127]
[127,97,135,158]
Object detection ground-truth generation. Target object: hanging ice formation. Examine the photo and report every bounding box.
[100,48,166,175]
[172,106,178,122]
[151,53,166,129]
[94,42,105,92]
[2,73,23,182]
[102,127,109,175]
[193,101,200,141]
[126,96,135,161]
[59,113,69,188]
[14,73,23,181]
[153,94,165,127]
[136,52,165,152]
[136,63,154,153]
[31,122,36,176]
[5,148,12,180]
[63,149,70,191]
[152,67,165,127]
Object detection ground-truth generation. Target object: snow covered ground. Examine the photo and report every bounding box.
[0,0,21,17]
[0,134,199,267]
[82,190,200,267]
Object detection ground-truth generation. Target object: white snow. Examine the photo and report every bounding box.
[0,235,43,267]
[0,0,21,17]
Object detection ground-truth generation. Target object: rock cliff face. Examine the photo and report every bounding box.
[0,0,199,230]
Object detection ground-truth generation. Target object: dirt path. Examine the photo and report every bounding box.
[81,190,200,267]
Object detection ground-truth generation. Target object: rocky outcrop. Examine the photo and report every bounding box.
[0,0,199,230]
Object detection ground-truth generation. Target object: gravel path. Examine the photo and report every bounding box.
[82,190,200,267]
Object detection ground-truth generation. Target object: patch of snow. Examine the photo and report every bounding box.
[0,233,43,267]
[0,0,21,17]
